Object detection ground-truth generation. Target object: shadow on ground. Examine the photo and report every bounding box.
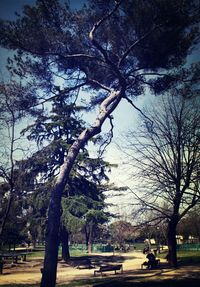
[61,253,128,269]
[92,278,200,287]
[62,263,200,287]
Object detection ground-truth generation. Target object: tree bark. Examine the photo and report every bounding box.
[33,239,36,249]
[88,240,92,254]
[167,220,178,267]
[40,186,62,287]
[60,226,70,261]
[84,226,89,253]
[0,194,13,239]
[88,223,93,254]
[0,109,15,240]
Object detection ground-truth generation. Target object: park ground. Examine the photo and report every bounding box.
[0,250,200,286]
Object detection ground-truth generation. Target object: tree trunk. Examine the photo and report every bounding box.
[88,242,92,253]
[33,239,37,249]
[0,194,13,239]
[60,226,70,261]
[0,110,16,240]
[40,185,63,287]
[167,221,178,267]
[84,226,89,253]
[88,223,93,254]
[31,233,37,249]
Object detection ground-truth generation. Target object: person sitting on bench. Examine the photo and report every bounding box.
[142,251,159,269]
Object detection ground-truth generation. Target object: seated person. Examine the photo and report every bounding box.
[143,246,150,254]
[165,253,169,261]
[142,251,158,269]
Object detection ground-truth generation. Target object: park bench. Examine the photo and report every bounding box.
[94,264,123,276]
[141,258,160,269]
[0,252,30,274]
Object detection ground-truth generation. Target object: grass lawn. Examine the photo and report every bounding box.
[177,250,200,265]
[27,247,89,259]
[158,249,200,265]
[25,243,145,259]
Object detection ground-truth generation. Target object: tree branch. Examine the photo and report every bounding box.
[98,115,114,157]
[126,185,171,218]
[123,96,153,127]
[37,82,87,106]
[89,1,125,83]
[118,25,158,68]
[87,79,112,92]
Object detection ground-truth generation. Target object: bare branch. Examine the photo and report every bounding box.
[124,96,153,127]
[87,79,112,92]
[118,25,158,68]
[126,185,171,218]
[37,82,87,106]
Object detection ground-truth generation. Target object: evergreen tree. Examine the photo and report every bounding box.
[19,92,111,259]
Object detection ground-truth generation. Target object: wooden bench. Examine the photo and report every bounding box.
[141,259,160,269]
[0,252,31,274]
[94,264,123,276]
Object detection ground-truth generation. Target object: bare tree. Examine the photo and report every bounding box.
[122,91,200,267]
[0,80,37,240]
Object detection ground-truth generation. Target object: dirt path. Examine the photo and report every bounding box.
[0,251,200,285]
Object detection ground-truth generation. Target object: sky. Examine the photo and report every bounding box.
[0,0,33,19]
[0,0,87,19]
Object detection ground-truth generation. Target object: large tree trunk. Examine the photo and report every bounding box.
[0,194,13,239]
[84,223,93,253]
[60,226,70,261]
[40,89,124,287]
[167,220,178,267]
[40,186,62,287]
[88,223,93,254]
[84,226,89,253]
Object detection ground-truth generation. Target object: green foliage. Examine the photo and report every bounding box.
[12,72,112,247]
[62,188,110,236]
[20,94,86,180]
[1,199,28,246]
